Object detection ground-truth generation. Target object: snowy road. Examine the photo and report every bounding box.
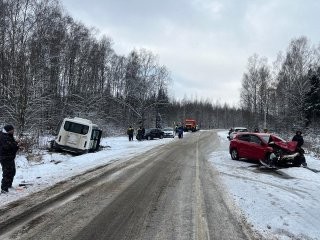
[0,131,258,240]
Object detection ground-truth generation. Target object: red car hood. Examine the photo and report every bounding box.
[273,140,297,152]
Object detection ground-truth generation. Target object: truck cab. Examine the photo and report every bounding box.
[184,119,198,132]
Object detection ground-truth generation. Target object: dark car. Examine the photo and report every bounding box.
[143,128,164,140]
[229,132,286,161]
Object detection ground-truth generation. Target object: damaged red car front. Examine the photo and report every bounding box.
[229,132,304,167]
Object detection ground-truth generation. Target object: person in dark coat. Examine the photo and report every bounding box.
[292,130,304,148]
[292,130,307,167]
[178,126,184,139]
[0,125,20,193]
[136,126,143,141]
[127,126,134,141]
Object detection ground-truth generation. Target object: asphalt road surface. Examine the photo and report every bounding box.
[0,130,260,240]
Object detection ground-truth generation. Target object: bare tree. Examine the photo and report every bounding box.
[240,54,271,128]
[275,37,314,127]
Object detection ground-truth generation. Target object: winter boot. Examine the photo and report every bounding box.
[1,189,8,194]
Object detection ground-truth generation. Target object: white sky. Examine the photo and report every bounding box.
[1,132,320,239]
[59,0,320,106]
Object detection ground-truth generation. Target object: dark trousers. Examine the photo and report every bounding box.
[129,134,133,141]
[1,159,16,191]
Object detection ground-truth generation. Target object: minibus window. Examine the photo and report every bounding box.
[64,121,89,135]
[91,130,100,140]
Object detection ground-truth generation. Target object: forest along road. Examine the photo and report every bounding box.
[0,130,259,240]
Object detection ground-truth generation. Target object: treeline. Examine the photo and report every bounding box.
[0,0,247,136]
[0,0,173,135]
[4,0,316,137]
[240,36,320,132]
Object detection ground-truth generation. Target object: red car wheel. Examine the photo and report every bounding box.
[231,149,239,160]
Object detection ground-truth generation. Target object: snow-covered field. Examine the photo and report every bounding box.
[1,130,320,240]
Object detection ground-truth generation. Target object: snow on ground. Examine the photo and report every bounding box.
[210,131,320,240]
[0,136,176,207]
[1,130,320,240]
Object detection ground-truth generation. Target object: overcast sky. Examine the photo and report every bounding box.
[59,0,320,106]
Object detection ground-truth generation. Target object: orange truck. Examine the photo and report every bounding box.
[184,119,198,132]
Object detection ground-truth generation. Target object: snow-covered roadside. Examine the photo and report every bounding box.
[0,136,176,207]
[2,130,320,239]
[210,131,320,240]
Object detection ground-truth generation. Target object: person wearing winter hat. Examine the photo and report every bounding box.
[292,130,307,167]
[0,124,20,193]
[292,130,304,148]
[3,124,14,133]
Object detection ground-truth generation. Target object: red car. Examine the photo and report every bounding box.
[229,132,296,162]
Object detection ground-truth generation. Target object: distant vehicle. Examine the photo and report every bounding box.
[184,119,198,132]
[143,128,164,140]
[162,127,175,138]
[51,117,102,154]
[229,132,305,167]
[227,127,248,140]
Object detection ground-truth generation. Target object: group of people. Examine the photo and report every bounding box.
[0,125,21,193]
[127,126,145,141]
[136,126,146,141]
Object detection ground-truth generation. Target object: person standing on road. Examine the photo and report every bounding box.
[136,126,142,141]
[175,124,179,134]
[178,125,184,139]
[292,130,307,167]
[0,125,20,193]
[127,126,134,141]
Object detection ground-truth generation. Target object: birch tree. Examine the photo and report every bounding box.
[275,37,314,127]
[240,54,271,128]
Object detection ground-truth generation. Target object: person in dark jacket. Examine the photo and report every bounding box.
[292,130,304,148]
[0,125,20,193]
[127,126,134,141]
[136,126,143,141]
[178,126,184,139]
[292,130,307,167]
